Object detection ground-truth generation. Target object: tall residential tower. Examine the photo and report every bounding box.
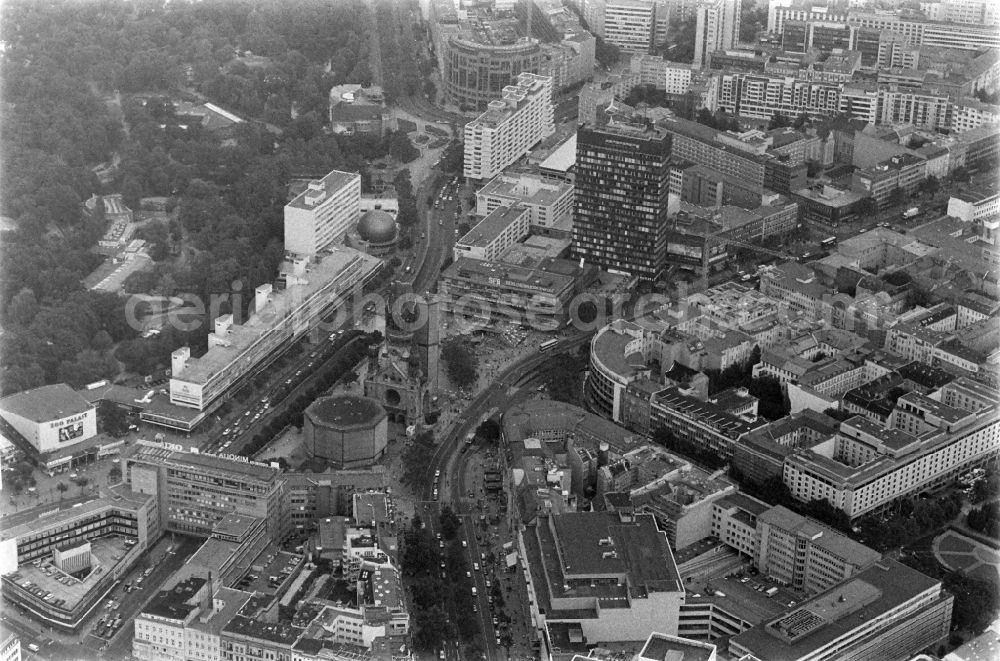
[693,0,742,69]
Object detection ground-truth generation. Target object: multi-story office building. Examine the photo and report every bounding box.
[604,0,657,53]
[629,54,695,94]
[947,190,1000,222]
[852,153,927,210]
[0,488,158,632]
[133,577,251,661]
[168,249,381,412]
[950,99,1000,134]
[729,559,952,661]
[453,205,531,262]
[572,119,671,281]
[0,625,19,661]
[759,261,828,320]
[781,19,852,54]
[283,469,387,531]
[283,170,361,257]
[522,511,684,644]
[659,116,807,194]
[475,171,574,230]
[755,506,882,595]
[463,73,555,180]
[125,441,287,541]
[710,496,881,595]
[693,0,741,69]
[439,256,588,329]
[784,381,999,520]
[716,72,842,120]
[648,386,767,458]
[770,1,1000,51]
[435,3,544,111]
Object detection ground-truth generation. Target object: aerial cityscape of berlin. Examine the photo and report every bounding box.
[0,0,999,660]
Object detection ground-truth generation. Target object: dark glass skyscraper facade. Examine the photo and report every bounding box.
[572,121,671,281]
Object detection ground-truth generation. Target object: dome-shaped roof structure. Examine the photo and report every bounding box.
[357,210,397,244]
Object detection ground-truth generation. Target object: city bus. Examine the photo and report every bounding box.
[820,236,837,248]
[539,339,559,352]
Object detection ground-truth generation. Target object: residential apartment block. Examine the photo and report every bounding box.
[283,170,361,257]
[464,73,555,180]
[693,0,742,69]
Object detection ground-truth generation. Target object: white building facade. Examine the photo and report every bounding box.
[283,170,361,257]
[463,73,555,180]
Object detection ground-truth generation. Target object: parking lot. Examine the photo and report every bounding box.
[2,534,201,660]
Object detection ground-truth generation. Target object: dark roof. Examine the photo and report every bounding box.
[0,384,94,423]
[898,361,955,390]
[357,209,397,244]
[329,102,385,123]
[603,491,633,509]
[306,395,386,429]
[143,577,206,620]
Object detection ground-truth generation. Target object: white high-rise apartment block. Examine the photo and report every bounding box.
[693,0,742,69]
[584,0,607,36]
[463,72,555,181]
[604,0,657,53]
[283,170,361,256]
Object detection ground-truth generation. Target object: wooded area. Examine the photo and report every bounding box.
[0,0,419,394]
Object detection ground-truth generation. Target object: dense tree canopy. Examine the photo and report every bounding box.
[0,0,415,394]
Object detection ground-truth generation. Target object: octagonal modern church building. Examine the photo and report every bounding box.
[303,394,388,468]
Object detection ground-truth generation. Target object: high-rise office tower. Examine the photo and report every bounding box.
[604,0,657,53]
[693,0,742,69]
[572,116,672,281]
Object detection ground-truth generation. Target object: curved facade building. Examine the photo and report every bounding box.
[304,395,388,469]
[445,37,543,111]
[587,320,649,421]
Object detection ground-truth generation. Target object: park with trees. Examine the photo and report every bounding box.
[0,0,424,395]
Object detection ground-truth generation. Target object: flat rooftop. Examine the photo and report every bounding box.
[443,256,576,296]
[144,576,207,620]
[793,185,865,208]
[128,442,279,481]
[1,488,150,542]
[654,387,766,440]
[550,512,682,591]
[307,395,385,428]
[457,204,530,248]
[758,506,881,566]
[731,560,940,661]
[591,321,647,382]
[4,535,133,612]
[173,247,380,385]
[504,399,647,455]
[478,173,572,208]
[286,170,358,211]
[0,383,93,424]
[898,391,973,425]
[467,74,551,130]
[535,132,576,173]
[638,633,716,661]
[910,215,999,275]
